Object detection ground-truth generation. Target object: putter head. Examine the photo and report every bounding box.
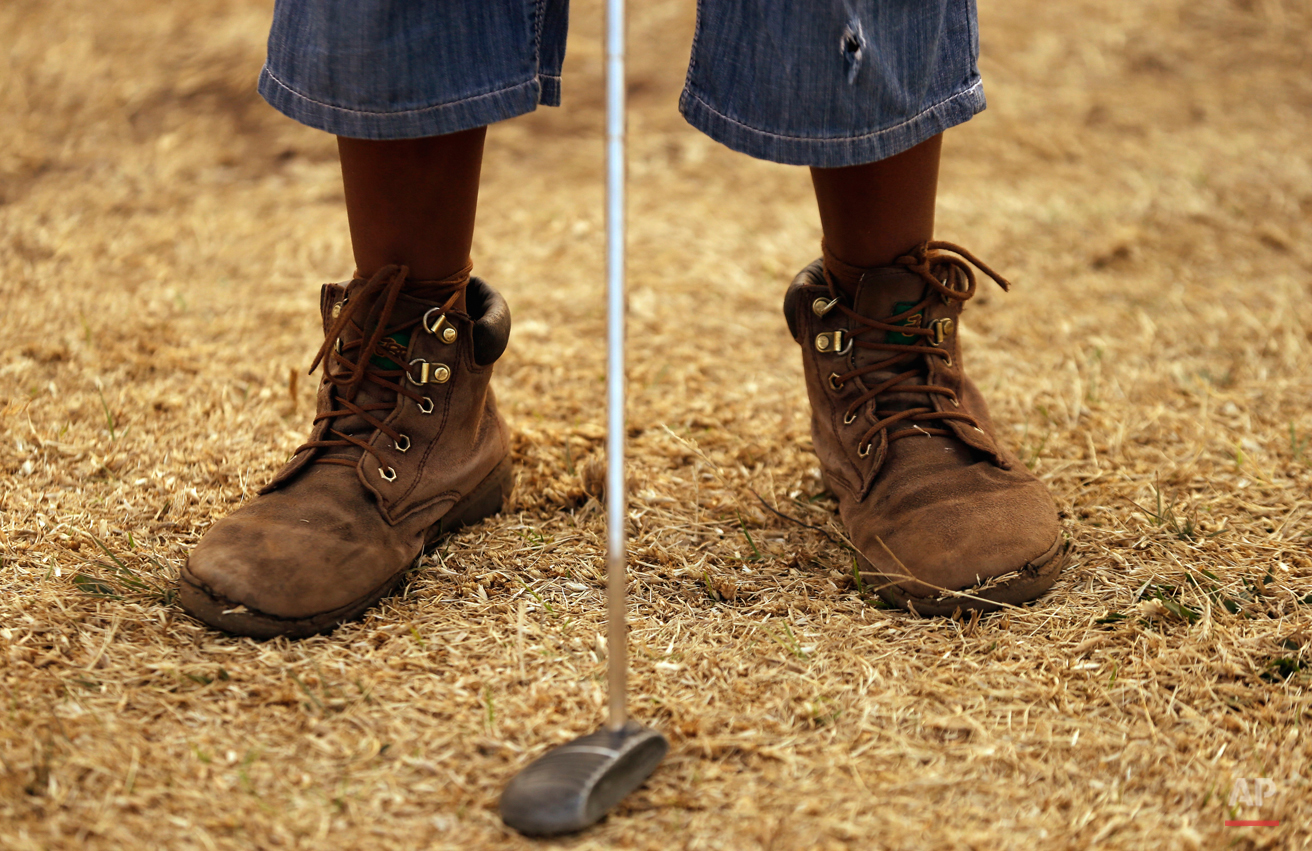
[500,720,668,836]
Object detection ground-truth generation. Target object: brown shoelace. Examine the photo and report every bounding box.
[294,264,462,470]
[823,241,1011,453]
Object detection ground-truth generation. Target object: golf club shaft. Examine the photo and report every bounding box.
[604,0,628,732]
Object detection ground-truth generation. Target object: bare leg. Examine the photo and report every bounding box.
[337,128,487,296]
[810,133,942,271]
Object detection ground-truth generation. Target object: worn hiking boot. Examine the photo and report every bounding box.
[784,242,1069,615]
[180,266,513,638]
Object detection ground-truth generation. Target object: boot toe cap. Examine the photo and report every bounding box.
[182,508,407,627]
[849,463,1064,608]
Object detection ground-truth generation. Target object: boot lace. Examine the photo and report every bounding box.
[293,265,460,471]
[824,241,1011,453]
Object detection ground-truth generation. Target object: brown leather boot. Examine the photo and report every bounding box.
[784,242,1069,615]
[180,266,513,638]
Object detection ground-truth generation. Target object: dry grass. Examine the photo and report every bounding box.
[2,0,1311,848]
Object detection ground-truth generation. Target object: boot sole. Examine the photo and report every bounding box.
[178,456,515,640]
[864,534,1071,617]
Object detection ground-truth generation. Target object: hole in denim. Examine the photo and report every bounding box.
[841,20,866,84]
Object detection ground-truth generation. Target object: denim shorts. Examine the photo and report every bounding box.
[259,1,984,167]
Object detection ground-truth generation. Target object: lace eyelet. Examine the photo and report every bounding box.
[407,359,451,386]
[929,317,955,346]
[812,297,839,317]
[418,396,434,415]
[422,308,445,334]
[393,434,410,453]
[843,410,857,425]
[379,466,397,482]
[828,373,845,391]
[858,442,872,458]
[815,330,852,355]
[422,309,460,344]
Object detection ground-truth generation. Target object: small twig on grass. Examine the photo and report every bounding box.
[747,487,853,553]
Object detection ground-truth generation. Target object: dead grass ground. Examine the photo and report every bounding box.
[2,0,1311,848]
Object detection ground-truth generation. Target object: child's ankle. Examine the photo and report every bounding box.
[821,239,923,298]
[358,259,473,313]
[821,240,878,298]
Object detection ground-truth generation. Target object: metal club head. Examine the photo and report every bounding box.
[499,721,668,836]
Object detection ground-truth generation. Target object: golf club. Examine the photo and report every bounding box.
[498,0,668,837]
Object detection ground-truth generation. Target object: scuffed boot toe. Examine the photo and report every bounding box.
[181,501,413,639]
[855,513,1069,616]
[847,451,1068,614]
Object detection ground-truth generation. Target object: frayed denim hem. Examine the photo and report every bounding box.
[258,66,560,140]
[679,80,986,168]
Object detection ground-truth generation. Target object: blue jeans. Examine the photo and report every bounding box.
[259,0,984,167]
